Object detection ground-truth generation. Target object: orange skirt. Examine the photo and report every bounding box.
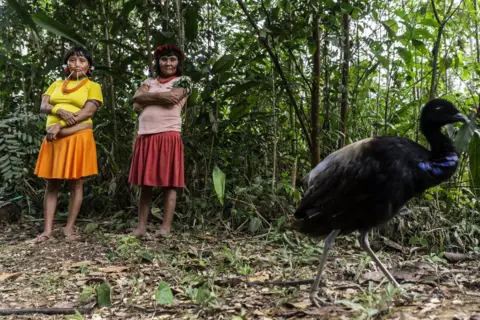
[34,129,98,179]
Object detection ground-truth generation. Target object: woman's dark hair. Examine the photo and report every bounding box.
[63,46,93,67]
[154,49,183,77]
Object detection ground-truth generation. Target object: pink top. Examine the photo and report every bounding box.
[137,77,188,135]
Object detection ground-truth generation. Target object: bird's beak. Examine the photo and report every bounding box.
[453,113,469,123]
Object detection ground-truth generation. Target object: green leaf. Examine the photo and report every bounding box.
[454,120,476,154]
[212,55,235,74]
[185,6,199,41]
[381,19,398,38]
[469,131,480,196]
[65,310,85,320]
[79,286,94,303]
[95,284,111,307]
[248,217,262,233]
[225,81,258,98]
[155,282,174,305]
[195,285,211,304]
[6,0,40,37]
[412,39,428,54]
[111,0,138,36]
[139,251,154,262]
[397,47,412,65]
[212,166,226,206]
[32,13,86,46]
[84,223,99,234]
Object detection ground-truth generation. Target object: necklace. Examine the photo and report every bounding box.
[62,78,89,94]
[157,76,177,84]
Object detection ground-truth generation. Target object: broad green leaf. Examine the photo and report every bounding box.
[248,217,262,234]
[412,28,435,40]
[6,0,40,37]
[111,0,138,36]
[195,285,211,304]
[412,39,428,54]
[185,6,199,41]
[225,81,259,98]
[454,119,476,154]
[155,282,174,305]
[84,223,99,234]
[229,103,254,121]
[139,251,154,262]
[212,166,226,206]
[32,13,86,46]
[212,55,235,74]
[381,19,398,38]
[79,286,94,303]
[96,284,111,307]
[397,47,412,65]
[468,131,480,196]
[65,310,85,320]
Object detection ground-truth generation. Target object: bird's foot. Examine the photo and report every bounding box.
[309,289,333,308]
[392,289,415,305]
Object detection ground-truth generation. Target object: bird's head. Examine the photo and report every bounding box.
[420,98,468,129]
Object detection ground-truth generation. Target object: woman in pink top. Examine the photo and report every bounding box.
[129,44,192,237]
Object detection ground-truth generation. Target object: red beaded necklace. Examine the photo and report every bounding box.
[62,78,89,94]
[156,76,177,84]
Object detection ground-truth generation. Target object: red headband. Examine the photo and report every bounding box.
[154,44,185,61]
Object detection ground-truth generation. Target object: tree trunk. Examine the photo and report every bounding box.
[311,14,321,166]
[145,0,153,77]
[101,1,118,158]
[338,0,350,149]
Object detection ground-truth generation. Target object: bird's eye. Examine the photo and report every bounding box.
[435,107,441,111]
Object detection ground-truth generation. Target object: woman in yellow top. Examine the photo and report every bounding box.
[34,46,103,243]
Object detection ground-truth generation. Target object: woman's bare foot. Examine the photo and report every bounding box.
[63,227,80,241]
[131,227,147,238]
[155,225,171,238]
[34,233,52,244]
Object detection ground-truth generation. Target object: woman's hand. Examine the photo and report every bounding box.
[133,102,144,113]
[46,123,62,141]
[56,109,78,126]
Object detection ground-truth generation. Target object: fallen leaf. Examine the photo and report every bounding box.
[53,301,78,308]
[443,252,471,263]
[249,272,270,282]
[287,299,310,310]
[67,261,93,268]
[98,266,129,273]
[0,272,21,281]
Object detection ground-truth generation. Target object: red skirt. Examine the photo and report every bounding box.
[128,131,184,187]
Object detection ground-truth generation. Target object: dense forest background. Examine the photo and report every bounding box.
[1,0,479,253]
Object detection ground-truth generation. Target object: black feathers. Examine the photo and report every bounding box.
[294,98,467,237]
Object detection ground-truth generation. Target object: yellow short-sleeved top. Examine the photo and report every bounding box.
[43,79,103,127]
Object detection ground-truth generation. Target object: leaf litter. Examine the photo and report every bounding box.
[0,221,479,319]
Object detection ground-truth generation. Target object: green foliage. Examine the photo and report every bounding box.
[155,282,174,305]
[95,283,112,307]
[1,0,480,253]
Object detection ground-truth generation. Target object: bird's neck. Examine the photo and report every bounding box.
[422,126,457,158]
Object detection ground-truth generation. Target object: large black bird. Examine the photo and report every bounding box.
[293,98,468,307]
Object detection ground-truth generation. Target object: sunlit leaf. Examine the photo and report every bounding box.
[6,0,40,37]
[212,166,226,206]
[212,55,235,74]
[32,13,86,45]
[155,282,174,305]
[96,284,111,307]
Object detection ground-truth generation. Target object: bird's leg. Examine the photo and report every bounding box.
[310,229,340,308]
[358,231,400,288]
[359,232,413,301]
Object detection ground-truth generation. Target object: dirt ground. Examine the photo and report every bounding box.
[0,221,479,320]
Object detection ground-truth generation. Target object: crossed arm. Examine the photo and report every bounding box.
[41,95,100,141]
[133,85,186,112]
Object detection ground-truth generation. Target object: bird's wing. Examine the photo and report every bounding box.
[294,137,422,221]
